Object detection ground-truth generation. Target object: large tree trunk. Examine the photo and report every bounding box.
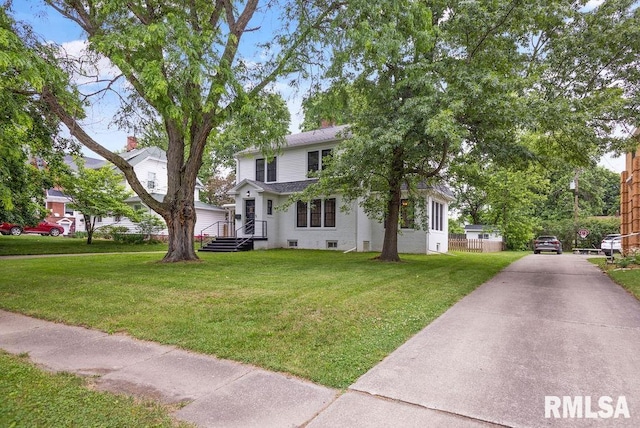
[162,192,199,263]
[378,147,404,262]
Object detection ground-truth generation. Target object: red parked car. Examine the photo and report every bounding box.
[0,221,64,237]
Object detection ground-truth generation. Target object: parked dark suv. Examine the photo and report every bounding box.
[533,236,562,254]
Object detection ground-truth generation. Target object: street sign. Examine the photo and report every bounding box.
[578,229,589,239]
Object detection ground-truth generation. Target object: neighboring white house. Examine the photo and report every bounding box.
[45,137,227,236]
[464,224,503,242]
[228,124,455,253]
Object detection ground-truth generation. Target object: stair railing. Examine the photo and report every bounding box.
[234,220,267,249]
[199,221,235,248]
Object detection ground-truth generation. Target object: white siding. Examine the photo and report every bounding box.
[236,142,339,183]
[129,157,169,194]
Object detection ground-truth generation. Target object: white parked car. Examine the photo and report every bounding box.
[601,234,622,256]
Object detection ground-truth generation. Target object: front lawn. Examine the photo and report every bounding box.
[0,234,167,256]
[0,352,189,427]
[589,258,640,301]
[0,250,524,388]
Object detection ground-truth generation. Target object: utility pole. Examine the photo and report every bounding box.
[571,169,580,248]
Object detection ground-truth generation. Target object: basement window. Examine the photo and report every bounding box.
[287,240,298,248]
[327,241,338,249]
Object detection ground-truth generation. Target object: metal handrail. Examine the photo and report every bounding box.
[234,220,267,249]
[200,219,267,250]
[199,220,235,248]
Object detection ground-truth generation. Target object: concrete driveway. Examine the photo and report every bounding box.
[310,254,640,427]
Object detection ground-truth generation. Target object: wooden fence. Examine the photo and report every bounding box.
[448,237,504,253]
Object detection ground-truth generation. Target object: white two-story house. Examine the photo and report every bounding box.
[228,124,454,253]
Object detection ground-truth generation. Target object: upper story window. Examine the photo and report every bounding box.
[256,157,277,182]
[307,149,333,175]
[147,172,156,190]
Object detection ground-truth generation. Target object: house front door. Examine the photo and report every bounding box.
[245,199,255,234]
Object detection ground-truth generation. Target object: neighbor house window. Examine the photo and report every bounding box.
[267,199,273,215]
[297,201,308,227]
[400,199,415,229]
[431,201,444,231]
[148,172,156,190]
[64,204,74,216]
[478,233,489,239]
[310,199,322,227]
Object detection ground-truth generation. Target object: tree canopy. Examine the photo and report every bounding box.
[300,0,638,260]
[0,8,72,225]
[6,0,342,262]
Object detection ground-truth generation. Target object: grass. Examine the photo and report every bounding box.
[0,352,190,427]
[0,250,525,388]
[589,257,640,301]
[0,234,168,256]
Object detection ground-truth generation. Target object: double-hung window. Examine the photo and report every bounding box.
[256,157,277,182]
[307,149,333,175]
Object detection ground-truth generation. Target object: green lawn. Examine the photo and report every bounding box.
[0,234,168,256]
[0,250,524,388]
[0,352,189,427]
[589,258,640,301]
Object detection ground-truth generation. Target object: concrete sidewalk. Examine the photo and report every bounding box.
[2,254,640,427]
[0,310,338,427]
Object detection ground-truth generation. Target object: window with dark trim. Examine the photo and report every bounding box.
[267,199,273,215]
[321,149,332,169]
[310,199,322,227]
[266,158,277,182]
[256,157,277,182]
[307,149,333,175]
[431,201,444,231]
[255,158,265,182]
[324,198,336,227]
[296,198,337,228]
[308,151,319,173]
[296,201,308,227]
[400,199,415,229]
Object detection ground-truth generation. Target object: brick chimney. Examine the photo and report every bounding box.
[320,119,335,129]
[126,136,138,152]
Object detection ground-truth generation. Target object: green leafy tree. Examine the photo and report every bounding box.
[483,167,549,250]
[57,161,137,244]
[135,213,166,241]
[8,1,342,262]
[0,9,71,225]
[301,0,637,261]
